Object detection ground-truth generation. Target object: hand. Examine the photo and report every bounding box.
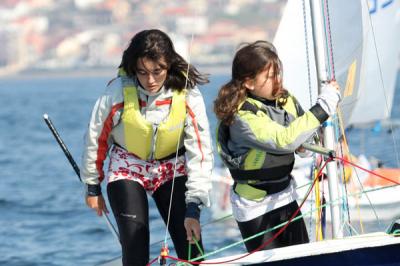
[296,145,313,158]
[85,195,109,216]
[184,217,201,244]
[316,80,341,116]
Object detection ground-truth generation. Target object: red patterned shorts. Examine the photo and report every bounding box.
[107,145,187,192]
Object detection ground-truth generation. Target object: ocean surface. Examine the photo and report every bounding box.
[0,72,399,266]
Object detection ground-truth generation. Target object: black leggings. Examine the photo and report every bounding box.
[237,201,309,252]
[107,178,204,266]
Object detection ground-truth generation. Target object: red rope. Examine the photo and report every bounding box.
[335,156,400,185]
[158,159,333,265]
[147,256,159,266]
[147,155,399,265]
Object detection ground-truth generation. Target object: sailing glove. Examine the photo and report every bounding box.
[316,82,342,116]
[185,202,201,220]
[86,184,102,196]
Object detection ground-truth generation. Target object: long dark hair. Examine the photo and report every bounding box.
[120,29,208,90]
[214,40,288,125]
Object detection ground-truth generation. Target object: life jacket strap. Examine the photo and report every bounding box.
[229,162,294,181]
[158,146,186,161]
[233,175,291,201]
[113,142,185,161]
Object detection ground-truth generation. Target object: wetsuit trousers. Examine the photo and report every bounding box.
[237,201,309,252]
[107,177,204,266]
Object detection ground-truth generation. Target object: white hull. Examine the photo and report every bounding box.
[201,233,400,265]
[99,233,400,266]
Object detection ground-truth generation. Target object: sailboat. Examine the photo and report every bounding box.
[99,0,400,265]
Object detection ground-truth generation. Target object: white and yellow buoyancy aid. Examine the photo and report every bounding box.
[122,84,186,160]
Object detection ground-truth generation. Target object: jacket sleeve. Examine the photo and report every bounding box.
[183,87,213,207]
[230,103,327,155]
[81,80,122,186]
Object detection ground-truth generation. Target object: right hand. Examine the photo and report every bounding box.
[184,217,202,244]
[316,80,341,116]
[86,195,109,216]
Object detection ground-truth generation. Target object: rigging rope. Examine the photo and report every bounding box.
[336,156,400,186]
[159,3,201,264]
[314,166,323,240]
[322,0,336,80]
[337,110,369,231]
[162,31,194,247]
[148,154,399,265]
[333,117,353,233]
[301,0,314,107]
[149,159,333,265]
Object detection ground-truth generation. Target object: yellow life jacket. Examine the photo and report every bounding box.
[122,84,186,160]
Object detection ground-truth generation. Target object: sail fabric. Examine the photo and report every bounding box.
[274,0,376,128]
[349,0,400,125]
[273,0,318,110]
[327,0,366,127]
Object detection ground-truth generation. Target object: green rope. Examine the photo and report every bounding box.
[193,236,204,256]
[176,236,205,265]
[172,183,399,263]
[149,214,233,249]
[189,213,307,262]
[189,183,399,261]
[188,242,191,261]
[202,213,233,227]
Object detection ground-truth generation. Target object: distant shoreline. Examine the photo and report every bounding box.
[0,65,231,80]
[2,66,398,81]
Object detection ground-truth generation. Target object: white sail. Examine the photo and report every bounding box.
[274,0,369,128]
[349,1,400,125]
[273,0,318,110]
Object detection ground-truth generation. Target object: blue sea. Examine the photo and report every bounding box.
[0,72,399,266]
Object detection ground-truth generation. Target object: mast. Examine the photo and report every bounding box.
[309,0,343,238]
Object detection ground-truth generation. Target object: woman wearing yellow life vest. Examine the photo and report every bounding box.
[81,29,213,265]
[214,41,341,252]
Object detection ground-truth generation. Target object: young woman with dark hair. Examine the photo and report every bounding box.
[82,29,213,265]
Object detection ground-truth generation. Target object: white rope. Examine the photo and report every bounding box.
[302,0,314,107]
[163,15,197,246]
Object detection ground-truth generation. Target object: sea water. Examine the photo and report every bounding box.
[0,73,399,266]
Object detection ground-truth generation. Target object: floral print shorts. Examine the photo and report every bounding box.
[107,145,187,192]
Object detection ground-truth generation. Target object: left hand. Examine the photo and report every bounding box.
[85,195,109,216]
[184,217,201,244]
[316,80,342,115]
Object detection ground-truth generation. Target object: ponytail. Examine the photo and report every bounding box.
[214,80,247,125]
